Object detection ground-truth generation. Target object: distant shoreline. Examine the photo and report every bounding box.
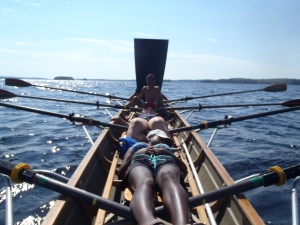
[200,78,300,85]
[1,77,299,84]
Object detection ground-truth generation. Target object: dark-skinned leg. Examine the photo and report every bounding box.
[156,165,190,225]
[128,166,159,225]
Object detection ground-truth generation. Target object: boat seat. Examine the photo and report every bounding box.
[124,188,162,203]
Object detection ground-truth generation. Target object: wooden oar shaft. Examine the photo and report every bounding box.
[169,105,300,133]
[164,89,262,103]
[156,103,284,111]
[164,84,287,103]
[32,84,129,100]
[17,95,98,106]
[0,102,128,130]
[5,78,130,101]
[13,94,140,111]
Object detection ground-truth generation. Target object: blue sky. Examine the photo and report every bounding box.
[1,1,299,80]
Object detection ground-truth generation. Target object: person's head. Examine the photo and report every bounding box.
[143,102,155,114]
[146,129,173,147]
[146,74,155,86]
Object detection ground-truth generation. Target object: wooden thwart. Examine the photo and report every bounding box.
[124,188,162,203]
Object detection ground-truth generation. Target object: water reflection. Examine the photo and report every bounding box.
[0,182,35,204]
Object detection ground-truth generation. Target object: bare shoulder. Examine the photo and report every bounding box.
[140,86,147,92]
[154,86,161,92]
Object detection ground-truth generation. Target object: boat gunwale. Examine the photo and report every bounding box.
[173,110,265,224]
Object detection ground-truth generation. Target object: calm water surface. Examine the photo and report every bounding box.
[0,79,300,225]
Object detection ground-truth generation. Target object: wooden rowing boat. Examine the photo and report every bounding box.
[1,39,299,224]
[42,111,268,225]
[40,39,265,225]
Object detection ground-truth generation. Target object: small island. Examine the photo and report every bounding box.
[54,76,74,80]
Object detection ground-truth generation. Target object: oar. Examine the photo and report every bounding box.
[156,99,300,112]
[0,102,128,130]
[155,163,300,215]
[164,84,287,103]
[0,89,141,111]
[5,78,130,101]
[168,105,300,134]
[0,159,299,220]
[0,159,135,221]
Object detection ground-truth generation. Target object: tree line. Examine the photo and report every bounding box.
[200,78,300,85]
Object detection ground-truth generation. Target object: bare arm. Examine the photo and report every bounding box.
[118,148,134,179]
[154,148,187,173]
[160,92,168,100]
[128,91,137,100]
[119,147,154,179]
[156,87,167,100]
[137,87,146,100]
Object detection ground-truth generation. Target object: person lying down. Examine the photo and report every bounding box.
[111,102,172,156]
[118,129,191,225]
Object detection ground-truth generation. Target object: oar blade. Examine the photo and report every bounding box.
[0,89,17,99]
[281,99,300,107]
[263,84,287,92]
[5,78,32,87]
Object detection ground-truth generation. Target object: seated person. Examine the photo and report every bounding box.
[118,129,189,225]
[126,74,168,108]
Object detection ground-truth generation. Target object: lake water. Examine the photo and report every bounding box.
[0,79,299,225]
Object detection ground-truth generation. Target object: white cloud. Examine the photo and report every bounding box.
[133,32,156,38]
[65,38,133,53]
[169,53,253,67]
[16,42,31,46]
[29,3,40,6]
[208,38,219,43]
[0,48,132,65]
[0,48,135,79]
[1,8,13,13]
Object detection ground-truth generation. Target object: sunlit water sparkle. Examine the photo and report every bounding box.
[0,79,299,225]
